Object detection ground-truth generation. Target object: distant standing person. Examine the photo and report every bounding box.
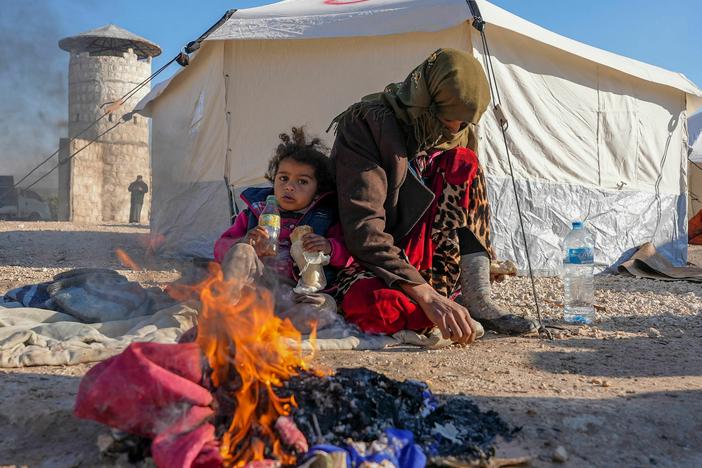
[128,175,148,224]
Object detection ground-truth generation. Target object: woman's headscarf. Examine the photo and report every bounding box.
[329,48,491,152]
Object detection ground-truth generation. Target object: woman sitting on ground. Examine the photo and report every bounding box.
[329,48,537,343]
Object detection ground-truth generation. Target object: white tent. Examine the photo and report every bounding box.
[136,0,702,274]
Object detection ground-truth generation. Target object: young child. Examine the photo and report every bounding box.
[213,127,351,332]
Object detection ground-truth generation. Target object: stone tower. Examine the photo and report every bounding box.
[57,24,161,223]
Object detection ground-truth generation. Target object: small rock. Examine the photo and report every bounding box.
[552,445,569,463]
[674,329,685,338]
[647,327,661,339]
[602,380,611,388]
[96,433,114,453]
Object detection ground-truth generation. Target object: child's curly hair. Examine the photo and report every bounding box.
[265,127,334,193]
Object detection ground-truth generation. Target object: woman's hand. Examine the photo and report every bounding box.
[302,233,332,255]
[400,282,479,345]
[245,226,274,257]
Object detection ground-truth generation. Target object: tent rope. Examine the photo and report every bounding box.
[466,0,552,339]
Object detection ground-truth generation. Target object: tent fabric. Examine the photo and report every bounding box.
[201,0,702,100]
[475,24,689,273]
[488,176,685,275]
[136,0,702,272]
[208,0,469,41]
[477,24,689,195]
[145,41,231,257]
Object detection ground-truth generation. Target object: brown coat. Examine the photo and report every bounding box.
[331,112,434,287]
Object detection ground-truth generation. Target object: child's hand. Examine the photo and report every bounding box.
[246,226,274,257]
[302,233,331,255]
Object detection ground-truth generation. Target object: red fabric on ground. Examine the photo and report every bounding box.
[342,147,478,334]
[341,277,434,334]
[74,342,222,468]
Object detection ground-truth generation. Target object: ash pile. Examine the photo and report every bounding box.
[98,367,516,467]
[281,368,515,465]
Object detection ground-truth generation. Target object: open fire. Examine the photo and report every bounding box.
[176,264,319,466]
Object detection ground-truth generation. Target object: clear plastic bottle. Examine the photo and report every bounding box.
[562,220,595,324]
[258,195,281,256]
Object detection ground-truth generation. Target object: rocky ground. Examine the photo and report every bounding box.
[1,221,701,467]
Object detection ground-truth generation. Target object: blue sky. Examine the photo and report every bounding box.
[0,0,699,193]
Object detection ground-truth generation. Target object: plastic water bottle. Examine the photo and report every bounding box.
[258,195,280,256]
[562,220,595,324]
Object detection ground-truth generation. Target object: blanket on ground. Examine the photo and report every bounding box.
[0,304,198,367]
[1,266,452,368]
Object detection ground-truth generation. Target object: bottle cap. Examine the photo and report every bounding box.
[572,220,583,229]
[265,195,277,204]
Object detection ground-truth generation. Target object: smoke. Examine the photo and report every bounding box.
[0,0,93,197]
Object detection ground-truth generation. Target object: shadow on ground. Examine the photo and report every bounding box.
[470,389,702,467]
[530,321,702,378]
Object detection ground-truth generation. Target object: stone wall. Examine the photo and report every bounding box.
[61,49,152,223]
[68,138,103,224]
[102,141,150,222]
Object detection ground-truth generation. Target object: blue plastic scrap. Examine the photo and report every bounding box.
[305,428,426,468]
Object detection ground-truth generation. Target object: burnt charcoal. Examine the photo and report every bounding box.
[279,368,514,463]
[202,350,244,438]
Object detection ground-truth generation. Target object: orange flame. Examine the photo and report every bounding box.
[115,248,144,271]
[186,263,319,466]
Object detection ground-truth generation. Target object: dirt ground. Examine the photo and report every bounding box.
[1,221,701,467]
